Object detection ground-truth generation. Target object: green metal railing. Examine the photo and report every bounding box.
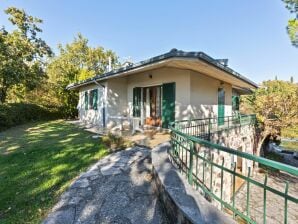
[169,115,298,224]
[174,114,256,140]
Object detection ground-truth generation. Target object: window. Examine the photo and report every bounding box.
[89,89,98,110]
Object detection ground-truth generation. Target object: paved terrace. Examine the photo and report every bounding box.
[43,147,168,224]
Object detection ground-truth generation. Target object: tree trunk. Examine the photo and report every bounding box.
[254,129,270,171]
[0,87,7,104]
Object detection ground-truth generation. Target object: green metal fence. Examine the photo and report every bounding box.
[169,115,298,224]
[174,114,256,140]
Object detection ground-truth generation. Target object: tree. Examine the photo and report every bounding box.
[244,80,298,136]
[242,80,298,155]
[47,34,119,117]
[282,0,298,47]
[0,7,52,103]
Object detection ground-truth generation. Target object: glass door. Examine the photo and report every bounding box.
[143,86,162,126]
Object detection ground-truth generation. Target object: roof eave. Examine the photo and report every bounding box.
[66,50,258,90]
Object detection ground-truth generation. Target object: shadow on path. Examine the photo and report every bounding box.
[43,147,169,224]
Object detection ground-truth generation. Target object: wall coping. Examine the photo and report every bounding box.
[152,142,235,224]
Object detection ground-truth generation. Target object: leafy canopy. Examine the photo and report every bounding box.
[282,0,298,47]
[244,80,298,136]
[47,33,119,117]
[0,7,52,103]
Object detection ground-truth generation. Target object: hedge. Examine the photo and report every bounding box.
[0,103,63,132]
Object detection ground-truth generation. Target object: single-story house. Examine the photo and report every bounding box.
[67,49,257,130]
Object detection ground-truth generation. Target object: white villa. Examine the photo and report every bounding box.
[67,49,257,130]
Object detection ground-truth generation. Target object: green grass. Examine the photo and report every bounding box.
[280,125,298,152]
[281,125,298,139]
[0,120,108,224]
[280,141,298,152]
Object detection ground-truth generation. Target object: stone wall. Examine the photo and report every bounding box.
[190,124,256,209]
[152,142,235,224]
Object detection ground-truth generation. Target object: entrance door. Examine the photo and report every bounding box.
[162,82,175,128]
[218,88,225,126]
[143,86,162,126]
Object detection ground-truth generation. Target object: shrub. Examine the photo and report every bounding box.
[102,132,134,152]
[0,103,63,131]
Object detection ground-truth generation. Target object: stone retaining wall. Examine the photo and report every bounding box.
[193,124,257,207]
[152,142,235,224]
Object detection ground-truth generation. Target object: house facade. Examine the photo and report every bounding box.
[67,49,257,130]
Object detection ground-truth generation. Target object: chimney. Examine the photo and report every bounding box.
[216,59,229,67]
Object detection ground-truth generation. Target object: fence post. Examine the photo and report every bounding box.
[220,158,225,211]
[232,162,237,219]
[210,154,214,193]
[246,167,251,217]
[188,141,194,185]
[284,181,289,224]
[263,174,268,224]
[208,118,211,141]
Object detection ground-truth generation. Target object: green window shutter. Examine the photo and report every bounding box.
[218,88,225,125]
[93,89,98,110]
[89,91,93,109]
[162,82,175,128]
[133,87,141,117]
[232,95,239,111]
[84,91,88,110]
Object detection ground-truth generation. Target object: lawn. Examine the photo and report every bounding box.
[281,125,298,139]
[280,141,298,152]
[0,120,108,224]
[281,125,298,151]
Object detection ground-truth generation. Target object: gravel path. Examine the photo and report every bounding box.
[43,147,168,224]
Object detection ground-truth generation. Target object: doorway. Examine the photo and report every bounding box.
[132,82,175,128]
[143,86,162,126]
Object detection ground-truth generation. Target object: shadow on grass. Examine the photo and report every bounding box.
[0,120,108,223]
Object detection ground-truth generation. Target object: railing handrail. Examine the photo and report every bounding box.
[169,115,297,223]
[171,114,255,124]
[169,125,298,176]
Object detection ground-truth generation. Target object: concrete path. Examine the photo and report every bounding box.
[43,147,168,224]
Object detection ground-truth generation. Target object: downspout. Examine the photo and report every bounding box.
[93,80,106,128]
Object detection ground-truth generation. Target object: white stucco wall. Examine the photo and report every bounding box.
[190,71,232,119]
[78,83,106,127]
[105,77,128,128]
[126,67,191,121]
[77,67,234,128]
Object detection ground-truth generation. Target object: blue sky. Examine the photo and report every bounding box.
[0,0,297,83]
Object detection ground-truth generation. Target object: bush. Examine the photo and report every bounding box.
[0,103,63,131]
[102,132,134,152]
